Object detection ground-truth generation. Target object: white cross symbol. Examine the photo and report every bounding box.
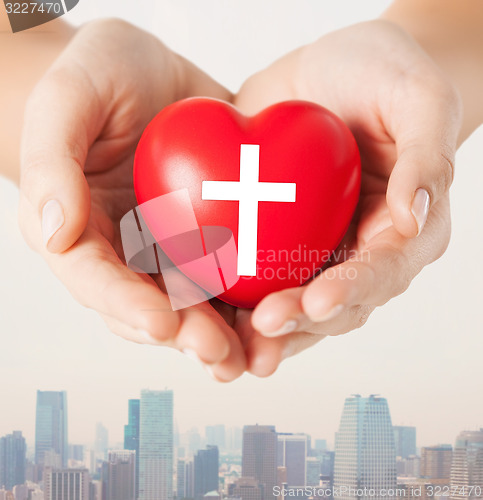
[202,144,297,277]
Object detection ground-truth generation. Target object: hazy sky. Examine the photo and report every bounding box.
[1,0,482,451]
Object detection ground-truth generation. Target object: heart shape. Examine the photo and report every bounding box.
[134,97,360,308]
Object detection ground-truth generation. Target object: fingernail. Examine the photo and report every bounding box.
[183,349,223,381]
[411,188,430,236]
[311,304,344,323]
[204,365,219,381]
[262,319,298,338]
[182,348,203,364]
[138,329,162,345]
[282,343,295,361]
[42,200,64,247]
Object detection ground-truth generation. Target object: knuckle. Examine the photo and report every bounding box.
[368,245,412,299]
[87,17,132,33]
[20,155,48,192]
[345,305,373,332]
[386,251,412,296]
[437,148,456,193]
[355,305,372,329]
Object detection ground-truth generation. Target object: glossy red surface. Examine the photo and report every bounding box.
[134,97,361,308]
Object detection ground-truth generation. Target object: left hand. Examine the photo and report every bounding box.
[228,20,462,377]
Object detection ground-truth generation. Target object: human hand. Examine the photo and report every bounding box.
[232,20,462,376]
[18,19,246,381]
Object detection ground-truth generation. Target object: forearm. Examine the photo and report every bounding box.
[382,0,483,142]
[0,10,75,183]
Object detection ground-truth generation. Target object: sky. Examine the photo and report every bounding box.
[1,0,482,451]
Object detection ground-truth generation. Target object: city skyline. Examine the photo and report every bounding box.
[2,389,482,499]
[1,390,480,454]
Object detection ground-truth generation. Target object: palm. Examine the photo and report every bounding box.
[230,23,455,376]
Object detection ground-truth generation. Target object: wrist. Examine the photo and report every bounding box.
[0,20,75,183]
[382,1,483,142]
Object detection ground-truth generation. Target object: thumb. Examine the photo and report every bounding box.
[19,64,104,253]
[386,80,462,238]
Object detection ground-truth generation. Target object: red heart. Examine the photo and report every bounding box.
[134,98,360,309]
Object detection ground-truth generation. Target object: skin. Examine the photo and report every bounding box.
[1,3,483,381]
[232,20,463,376]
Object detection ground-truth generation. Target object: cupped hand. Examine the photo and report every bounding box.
[232,20,462,376]
[18,19,246,381]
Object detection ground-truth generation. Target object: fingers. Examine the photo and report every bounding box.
[253,198,450,338]
[385,66,462,238]
[244,328,330,378]
[251,288,304,337]
[177,304,244,376]
[19,48,110,254]
[43,226,182,341]
[38,223,246,381]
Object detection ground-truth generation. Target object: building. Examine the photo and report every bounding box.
[226,428,243,453]
[94,423,109,460]
[333,395,397,500]
[393,427,417,459]
[228,477,263,500]
[277,434,308,487]
[43,468,89,500]
[194,446,219,500]
[35,391,68,468]
[306,457,321,486]
[0,431,26,491]
[206,426,226,451]
[68,445,84,463]
[396,455,420,477]
[138,389,174,500]
[124,399,140,499]
[397,480,443,500]
[450,429,483,500]
[187,429,202,456]
[177,459,189,499]
[314,440,327,453]
[187,460,194,499]
[105,450,136,500]
[242,425,277,500]
[318,451,334,480]
[420,445,452,480]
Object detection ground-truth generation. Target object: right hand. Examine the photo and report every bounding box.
[19,19,247,382]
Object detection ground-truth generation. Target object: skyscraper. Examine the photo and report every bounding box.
[206,426,226,450]
[420,445,452,480]
[314,440,327,452]
[228,477,263,500]
[138,390,173,500]
[35,391,68,468]
[277,434,308,487]
[0,431,26,490]
[124,399,140,499]
[226,427,243,453]
[43,468,89,500]
[450,429,483,500]
[333,395,397,500]
[306,457,322,486]
[95,423,109,460]
[242,425,277,500]
[194,446,219,500]
[177,459,188,499]
[187,428,202,455]
[106,450,136,500]
[393,426,417,459]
